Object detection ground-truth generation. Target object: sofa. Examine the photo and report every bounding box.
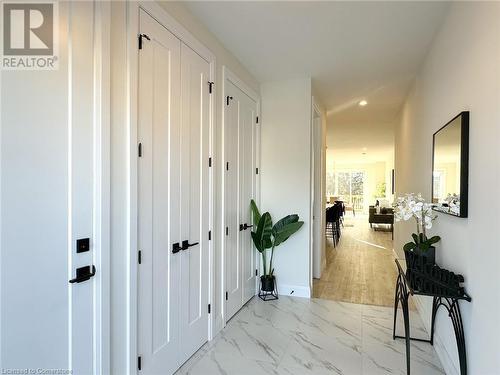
[368,206,394,239]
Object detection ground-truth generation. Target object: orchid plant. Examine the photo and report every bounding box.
[444,193,460,215]
[393,193,441,252]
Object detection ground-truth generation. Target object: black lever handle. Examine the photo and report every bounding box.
[181,240,199,250]
[69,265,96,284]
[243,223,253,230]
[172,242,182,254]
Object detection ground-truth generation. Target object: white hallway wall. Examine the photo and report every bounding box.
[394,2,500,374]
[261,78,313,297]
[109,2,259,374]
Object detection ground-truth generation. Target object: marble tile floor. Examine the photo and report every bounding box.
[176,296,445,375]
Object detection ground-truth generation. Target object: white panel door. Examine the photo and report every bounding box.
[239,93,258,304]
[137,9,182,375]
[224,80,242,320]
[179,43,210,360]
[225,80,257,321]
[1,2,101,374]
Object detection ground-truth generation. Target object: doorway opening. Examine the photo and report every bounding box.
[314,112,397,307]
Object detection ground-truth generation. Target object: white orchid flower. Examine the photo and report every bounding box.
[393,193,439,238]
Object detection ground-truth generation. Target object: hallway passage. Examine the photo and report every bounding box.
[314,214,399,307]
[176,296,444,374]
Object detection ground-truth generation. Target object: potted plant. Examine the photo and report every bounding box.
[394,193,441,265]
[250,200,304,299]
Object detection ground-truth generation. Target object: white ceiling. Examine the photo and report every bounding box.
[326,120,395,164]
[183,1,449,162]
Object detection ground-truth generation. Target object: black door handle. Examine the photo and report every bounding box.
[240,223,254,231]
[172,242,182,254]
[181,240,199,250]
[69,265,96,284]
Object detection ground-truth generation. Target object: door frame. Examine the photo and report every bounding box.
[126,2,216,373]
[309,97,326,287]
[94,3,111,374]
[221,66,260,326]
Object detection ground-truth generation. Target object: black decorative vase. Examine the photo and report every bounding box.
[404,245,436,270]
[404,246,436,291]
[259,275,278,301]
[261,275,275,291]
[414,245,436,266]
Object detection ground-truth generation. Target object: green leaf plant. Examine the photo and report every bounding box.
[403,233,441,253]
[250,199,304,278]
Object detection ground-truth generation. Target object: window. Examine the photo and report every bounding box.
[326,169,365,210]
[433,170,446,203]
[326,171,336,197]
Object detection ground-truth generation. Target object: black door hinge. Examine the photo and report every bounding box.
[208,304,211,314]
[226,95,233,106]
[225,291,228,301]
[208,230,212,240]
[209,157,212,167]
[226,162,229,171]
[138,251,142,264]
[138,143,142,157]
[256,168,259,175]
[255,269,258,276]
[256,116,259,124]
[138,34,150,50]
[138,356,142,371]
[225,227,229,236]
[208,81,214,94]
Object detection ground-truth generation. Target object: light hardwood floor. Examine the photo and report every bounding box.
[313,214,400,307]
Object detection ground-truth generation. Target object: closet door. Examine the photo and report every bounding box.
[137,10,182,375]
[225,79,258,321]
[224,80,242,320]
[179,43,210,360]
[239,93,258,303]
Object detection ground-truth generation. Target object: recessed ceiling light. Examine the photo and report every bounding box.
[359,100,368,106]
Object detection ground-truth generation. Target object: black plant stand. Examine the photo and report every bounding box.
[393,259,471,375]
[258,277,279,301]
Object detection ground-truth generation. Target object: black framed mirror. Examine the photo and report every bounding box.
[432,111,469,217]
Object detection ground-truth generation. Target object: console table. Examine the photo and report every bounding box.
[393,259,471,375]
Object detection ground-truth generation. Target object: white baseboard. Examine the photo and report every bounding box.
[277,284,311,298]
[391,249,459,375]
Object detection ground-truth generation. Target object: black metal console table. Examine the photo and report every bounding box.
[393,258,471,375]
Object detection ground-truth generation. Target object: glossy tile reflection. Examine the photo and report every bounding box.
[176,297,444,375]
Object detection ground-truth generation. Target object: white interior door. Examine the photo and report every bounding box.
[137,10,181,375]
[224,80,242,320]
[137,9,210,374]
[225,79,257,321]
[239,93,258,303]
[1,2,102,373]
[179,42,210,360]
